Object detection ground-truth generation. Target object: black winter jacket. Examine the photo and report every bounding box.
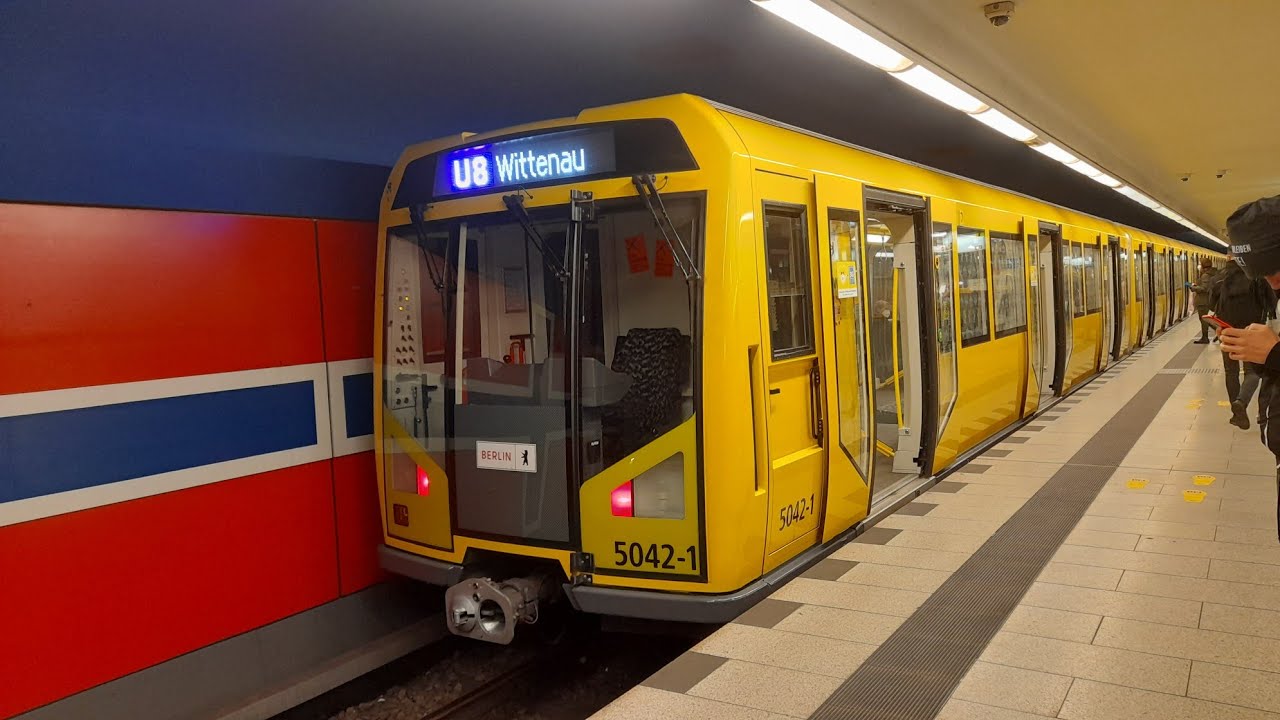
[1211,263,1276,329]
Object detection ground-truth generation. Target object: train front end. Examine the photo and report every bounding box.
[375,97,740,642]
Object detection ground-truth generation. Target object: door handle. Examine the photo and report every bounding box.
[809,361,824,445]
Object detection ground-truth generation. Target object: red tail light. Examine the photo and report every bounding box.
[416,466,431,496]
[610,480,634,517]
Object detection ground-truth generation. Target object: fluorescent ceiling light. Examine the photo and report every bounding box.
[754,0,912,71]
[1115,185,1161,209]
[891,65,988,113]
[1153,206,1184,223]
[1066,159,1103,178]
[972,108,1036,142]
[1090,172,1121,188]
[1031,142,1077,164]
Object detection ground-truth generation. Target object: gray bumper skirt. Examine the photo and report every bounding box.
[378,544,465,586]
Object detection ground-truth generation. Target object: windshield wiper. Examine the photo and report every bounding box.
[408,203,450,295]
[503,193,569,281]
[632,174,700,281]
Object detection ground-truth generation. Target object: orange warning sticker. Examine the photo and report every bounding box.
[625,235,649,274]
[654,237,675,278]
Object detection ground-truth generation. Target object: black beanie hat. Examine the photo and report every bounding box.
[1227,194,1280,279]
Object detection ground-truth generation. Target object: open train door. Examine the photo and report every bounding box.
[1020,217,1042,416]
[1036,223,1069,398]
[1109,235,1126,360]
[1097,235,1113,371]
[813,174,874,542]
[862,188,937,499]
[1152,243,1162,338]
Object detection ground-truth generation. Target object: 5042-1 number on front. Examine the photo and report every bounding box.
[612,541,697,572]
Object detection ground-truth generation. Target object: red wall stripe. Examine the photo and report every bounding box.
[0,462,339,719]
[333,452,388,595]
[316,219,378,363]
[0,203,325,394]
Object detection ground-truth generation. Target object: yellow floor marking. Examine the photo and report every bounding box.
[1218,400,1232,408]
[1193,474,1216,486]
[1127,479,1149,489]
[1183,489,1207,503]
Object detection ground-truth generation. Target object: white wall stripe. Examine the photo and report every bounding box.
[328,358,375,458]
[0,361,357,527]
[0,364,330,418]
[0,443,332,528]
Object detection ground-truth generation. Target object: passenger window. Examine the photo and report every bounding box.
[1071,242,1085,318]
[827,209,871,474]
[1085,244,1102,314]
[957,227,990,347]
[763,205,815,359]
[990,231,1027,337]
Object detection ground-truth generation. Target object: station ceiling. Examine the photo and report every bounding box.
[838,0,1280,248]
[1,0,1263,248]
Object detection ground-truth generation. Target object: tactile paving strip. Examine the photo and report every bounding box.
[809,341,1192,720]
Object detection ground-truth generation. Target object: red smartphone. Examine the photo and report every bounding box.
[1202,314,1233,330]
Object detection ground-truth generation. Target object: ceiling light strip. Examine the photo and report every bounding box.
[750,0,1223,246]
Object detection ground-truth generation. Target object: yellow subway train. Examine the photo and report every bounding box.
[373,94,1216,642]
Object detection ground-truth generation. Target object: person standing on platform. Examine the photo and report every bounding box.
[1209,249,1275,428]
[1217,194,1280,540]
[1192,257,1219,343]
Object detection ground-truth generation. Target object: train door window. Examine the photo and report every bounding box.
[1085,244,1102,314]
[932,223,959,437]
[764,205,814,359]
[957,227,991,347]
[990,231,1027,338]
[828,209,871,475]
[1071,242,1086,318]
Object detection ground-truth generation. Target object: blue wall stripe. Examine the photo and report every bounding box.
[0,382,318,504]
[342,373,374,439]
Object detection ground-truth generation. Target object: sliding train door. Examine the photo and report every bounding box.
[863,188,936,498]
[1100,236,1115,369]
[1022,221,1043,415]
[753,171,828,567]
[1039,224,1068,397]
[814,174,873,541]
[1109,236,1126,359]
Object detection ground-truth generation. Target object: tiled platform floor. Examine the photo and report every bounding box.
[593,320,1280,720]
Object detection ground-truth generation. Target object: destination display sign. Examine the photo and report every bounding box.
[433,127,617,197]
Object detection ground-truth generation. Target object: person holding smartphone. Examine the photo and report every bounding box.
[1218,194,1280,541]
[1191,257,1220,343]
[1208,249,1276,428]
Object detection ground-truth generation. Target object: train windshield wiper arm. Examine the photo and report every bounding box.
[502,193,569,281]
[408,203,450,296]
[631,174,700,281]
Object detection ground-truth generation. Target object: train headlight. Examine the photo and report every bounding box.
[611,454,685,520]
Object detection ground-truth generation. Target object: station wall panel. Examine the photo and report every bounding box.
[0,203,382,718]
[0,204,325,394]
[0,463,338,719]
[317,219,379,362]
[317,218,384,596]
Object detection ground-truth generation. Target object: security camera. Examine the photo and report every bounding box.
[1216,170,1228,179]
[984,1,1015,26]
[1180,174,1190,182]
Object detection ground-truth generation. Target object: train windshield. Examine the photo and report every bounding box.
[382,195,701,517]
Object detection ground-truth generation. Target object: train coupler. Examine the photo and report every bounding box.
[444,575,552,644]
